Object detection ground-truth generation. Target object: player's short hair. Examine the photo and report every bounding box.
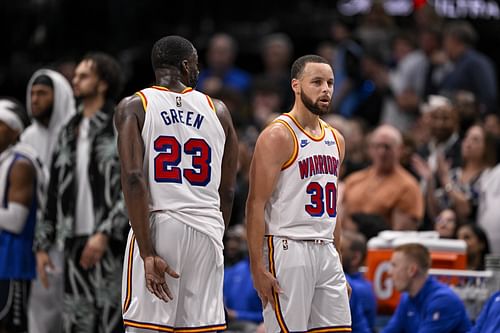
[0,96,30,129]
[394,243,431,272]
[151,35,196,72]
[81,52,124,101]
[291,55,331,80]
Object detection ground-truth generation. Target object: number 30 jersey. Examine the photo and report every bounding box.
[138,86,225,221]
[265,113,341,241]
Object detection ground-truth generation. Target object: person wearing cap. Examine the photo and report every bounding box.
[382,243,471,333]
[0,97,45,333]
[22,69,76,333]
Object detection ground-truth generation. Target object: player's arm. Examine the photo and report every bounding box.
[213,98,238,229]
[115,94,179,302]
[332,127,346,257]
[0,158,35,234]
[246,122,292,307]
[115,95,152,257]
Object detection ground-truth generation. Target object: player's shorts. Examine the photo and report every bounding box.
[263,236,351,333]
[0,279,30,333]
[121,213,226,332]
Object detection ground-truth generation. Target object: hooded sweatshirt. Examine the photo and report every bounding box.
[22,69,76,167]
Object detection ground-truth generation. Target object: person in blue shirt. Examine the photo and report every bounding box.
[469,290,500,333]
[224,255,263,329]
[341,230,377,332]
[382,243,471,333]
[0,97,41,333]
[346,275,372,333]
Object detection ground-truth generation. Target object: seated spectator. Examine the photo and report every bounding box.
[382,243,471,333]
[342,124,424,230]
[434,208,458,239]
[469,290,500,333]
[346,275,372,333]
[223,225,262,332]
[341,230,377,331]
[457,223,490,271]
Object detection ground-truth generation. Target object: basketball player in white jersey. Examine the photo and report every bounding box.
[114,35,238,332]
[246,55,352,332]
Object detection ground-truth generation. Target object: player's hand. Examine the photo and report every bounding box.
[36,250,54,289]
[143,255,179,302]
[252,267,282,309]
[80,232,108,269]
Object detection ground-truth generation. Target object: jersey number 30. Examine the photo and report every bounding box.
[154,136,211,186]
[305,182,337,217]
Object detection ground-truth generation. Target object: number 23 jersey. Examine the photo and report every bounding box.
[138,86,225,220]
[265,113,341,241]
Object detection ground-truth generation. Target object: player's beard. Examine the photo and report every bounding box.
[300,89,331,116]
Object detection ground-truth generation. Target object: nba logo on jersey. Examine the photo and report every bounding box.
[282,239,288,250]
[176,96,182,107]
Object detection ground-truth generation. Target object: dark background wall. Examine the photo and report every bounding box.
[2,0,499,105]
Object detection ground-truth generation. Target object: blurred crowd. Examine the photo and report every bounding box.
[1,2,500,333]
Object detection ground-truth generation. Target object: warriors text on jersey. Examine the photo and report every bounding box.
[265,113,341,241]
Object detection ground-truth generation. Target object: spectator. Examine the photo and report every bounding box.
[256,32,294,111]
[346,275,372,333]
[341,230,377,332]
[457,223,490,271]
[342,124,424,230]
[469,290,500,333]
[477,163,500,254]
[223,225,263,332]
[382,243,471,333]
[22,68,76,333]
[440,21,498,116]
[414,124,496,224]
[198,33,252,96]
[434,208,458,239]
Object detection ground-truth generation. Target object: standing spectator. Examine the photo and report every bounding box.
[22,68,76,333]
[414,124,496,224]
[342,124,424,230]
[457,223,490,271]
[197,33,252,96]
[477,163,500,254]
[257,32,294,111]
[440,21,498,116]
[382,243,471,333]
[35,53,128,333]
[0,97,44,333]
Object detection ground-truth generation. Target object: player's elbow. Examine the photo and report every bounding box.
[123,170,145,189]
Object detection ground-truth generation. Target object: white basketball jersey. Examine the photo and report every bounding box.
[265,113,341,240]
[138,86,225,223]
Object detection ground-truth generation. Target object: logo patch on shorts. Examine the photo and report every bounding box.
[282,239,288,250]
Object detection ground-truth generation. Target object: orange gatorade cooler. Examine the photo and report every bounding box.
[365,231,467,314]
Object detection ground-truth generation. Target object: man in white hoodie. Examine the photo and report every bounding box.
[22,69,76,333]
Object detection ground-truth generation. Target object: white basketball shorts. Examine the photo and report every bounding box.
[263,236,351,333]
[121,213,226,332]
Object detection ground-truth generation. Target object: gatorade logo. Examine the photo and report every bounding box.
[374,261,393,300]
